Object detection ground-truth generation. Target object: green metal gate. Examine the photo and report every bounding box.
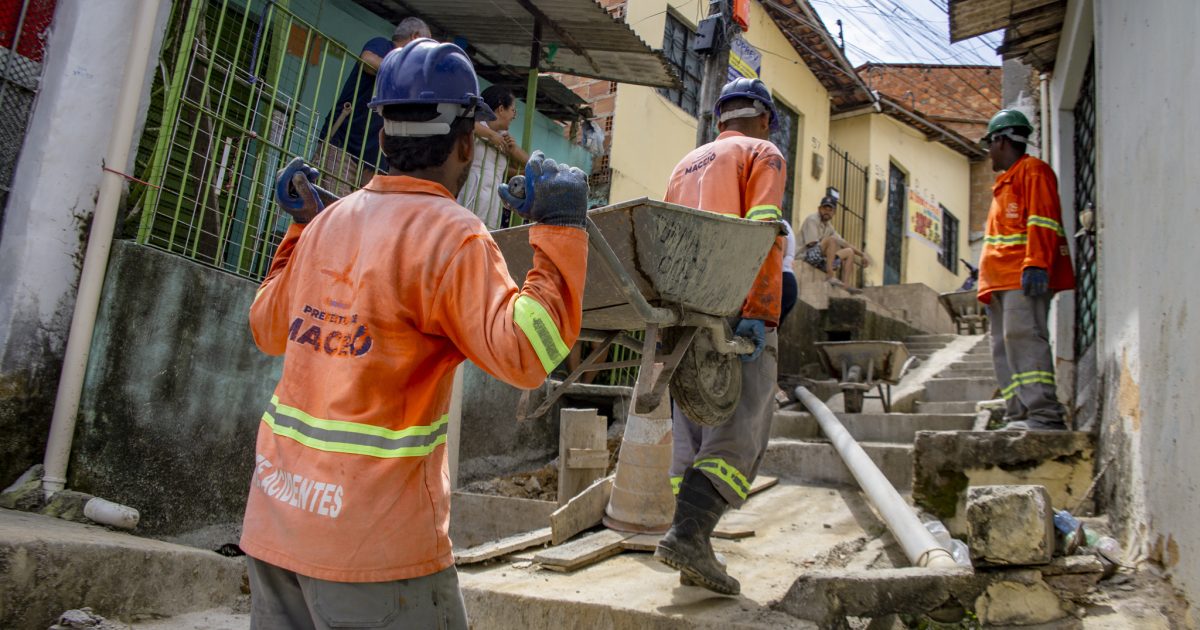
[131,0,377,280]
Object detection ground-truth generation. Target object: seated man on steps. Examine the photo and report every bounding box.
[799,194,870,292]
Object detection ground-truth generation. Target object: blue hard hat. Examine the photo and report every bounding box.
[369,38,495,135]
[714,77,778,127]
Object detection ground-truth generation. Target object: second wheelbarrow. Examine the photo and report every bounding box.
[491,197,783,425]
[814,340,916,413]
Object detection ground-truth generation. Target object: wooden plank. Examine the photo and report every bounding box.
[550,475,613,545]
[748,475,778,496]
[455,527,552,565]
[534,529,630,571]
[566,448,609,469]
[620,533,662,552]
[557,408,607,506]
[714,511,757,540]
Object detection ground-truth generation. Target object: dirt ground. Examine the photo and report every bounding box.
[459,436,622,503]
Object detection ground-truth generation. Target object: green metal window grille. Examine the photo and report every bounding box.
[129,0,385,280]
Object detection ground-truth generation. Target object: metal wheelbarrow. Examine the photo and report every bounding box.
[939,289,989,335]
[491,198,782,425]
[814,341,916,413]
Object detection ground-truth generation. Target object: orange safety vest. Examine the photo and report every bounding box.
[242,175,586,582]
[978,154,1076,304]
[664,130,786,325]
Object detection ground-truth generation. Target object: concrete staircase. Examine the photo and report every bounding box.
[763,333,997,492]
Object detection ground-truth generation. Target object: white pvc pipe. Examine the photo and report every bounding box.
[1039,73,1052,160]
[795,386,958,569]
[84,497,140,529]
[42,0,164,499]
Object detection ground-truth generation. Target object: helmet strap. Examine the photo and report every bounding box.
[995,128,1030,144]
[718,100,766,123]
[381,102,471,137]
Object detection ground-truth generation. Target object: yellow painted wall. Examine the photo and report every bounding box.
[830,113,973,292]
[610,0,832,226]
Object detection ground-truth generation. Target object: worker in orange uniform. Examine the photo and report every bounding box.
[655,78,786,596]
[241,39,589,629]
[978,109,1075,431]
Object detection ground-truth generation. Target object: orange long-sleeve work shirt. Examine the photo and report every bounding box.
[978,154,1076,304]
[242,175,586,582]
[664,130,786,326]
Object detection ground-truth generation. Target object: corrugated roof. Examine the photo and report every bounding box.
[948,0,1066,72]
[476,68,589,121]
[354,0,680,89]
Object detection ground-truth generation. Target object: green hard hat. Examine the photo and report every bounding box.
[985,109,1033,141]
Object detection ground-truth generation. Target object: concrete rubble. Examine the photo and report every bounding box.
[967,484,1056,566]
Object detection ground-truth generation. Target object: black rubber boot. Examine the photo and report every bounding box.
[654,469,740,595]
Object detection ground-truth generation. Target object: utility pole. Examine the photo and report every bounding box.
[693,0,740,147]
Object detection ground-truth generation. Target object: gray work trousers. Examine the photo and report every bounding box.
[987,290,1067,423]
[247,557,468,630]
[670,330,778,508]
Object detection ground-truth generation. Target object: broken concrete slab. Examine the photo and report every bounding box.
[776,567,987,627]
[0,509,244,630]
[763,439,913,489]
[1039,555,1105,600]
[550,475,613,545]
[966,485,1055,565]
[450,492,557,549]
[455,527,552,565]
[912,431,1094,535]
[974,571,1069,626]
[534,529,629,572]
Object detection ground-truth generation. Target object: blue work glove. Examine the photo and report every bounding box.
[734,318,767,363]
[274,157,338,224]
[497,150,589,228]
[1022,266,1049,298]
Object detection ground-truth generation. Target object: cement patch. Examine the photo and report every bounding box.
[459,484,877,629]
[0,509,245,630]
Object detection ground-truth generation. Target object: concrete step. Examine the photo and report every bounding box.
[771,410,976,443]
[936,367,996,379]
[763,439,913,490]
[950,360,993,370]
[915,400,979,414]
[0,509,245,630]
[904,334,958,344]
[904,342,947,351]
[922,377,998,403]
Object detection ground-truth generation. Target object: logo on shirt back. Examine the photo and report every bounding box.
[684,150,716,175]
[288,303,373,357]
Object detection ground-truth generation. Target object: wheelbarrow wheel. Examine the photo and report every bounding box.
[670,323,741,426]
[843,389,864,414]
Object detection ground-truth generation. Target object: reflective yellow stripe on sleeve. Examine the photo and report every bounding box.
[745,204,782,221]
[670,475,683,495]
[513,295,570,374]
[1027,215,1065,235]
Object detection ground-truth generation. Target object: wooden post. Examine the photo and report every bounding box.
[558,408,607,506]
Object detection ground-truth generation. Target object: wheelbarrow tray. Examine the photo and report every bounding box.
[939,289,989,334]
[939,289,983,315]
[814,341,910,385]
[491,198,780,331]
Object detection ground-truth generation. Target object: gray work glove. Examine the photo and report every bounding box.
[497,150,589,228]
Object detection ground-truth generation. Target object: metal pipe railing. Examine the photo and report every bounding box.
[794,386,958,569]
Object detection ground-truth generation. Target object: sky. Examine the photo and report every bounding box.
[807,0,1002,67]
